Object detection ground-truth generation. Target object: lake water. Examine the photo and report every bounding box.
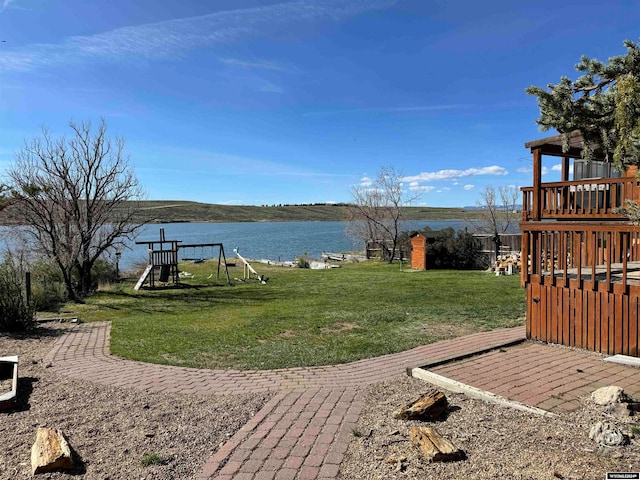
[123,220,471,270]
[0,220,471,271]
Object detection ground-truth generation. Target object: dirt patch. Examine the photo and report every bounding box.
[339,376,640,480]
[277,330,297,339]
[190,350,239,369]
[0,324,271,479]
[422,322,476,341]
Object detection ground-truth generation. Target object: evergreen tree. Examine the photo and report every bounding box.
[526,39,640,169]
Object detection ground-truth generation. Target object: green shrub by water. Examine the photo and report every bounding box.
[0,254,34,332]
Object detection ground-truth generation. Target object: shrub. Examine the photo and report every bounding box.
[140,452,168,467]
[452,231,490,270]
[296,253,309,268]
[29,256,118,310]
[0,254,35,332]
[29,256,66,311]
[425,229,487,270]
[90,259,118,288]
[399,227,488,270]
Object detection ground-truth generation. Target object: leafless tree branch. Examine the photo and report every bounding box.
[7,119,145,301]
[345,166,421,263]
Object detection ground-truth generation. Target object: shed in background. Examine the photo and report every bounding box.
[410,232,427,270]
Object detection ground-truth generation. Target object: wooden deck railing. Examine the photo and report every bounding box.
[520,222,640,288]
[521,177,640,221]
[521,222,640,356]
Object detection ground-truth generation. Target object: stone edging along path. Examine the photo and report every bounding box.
[43,322,526,479]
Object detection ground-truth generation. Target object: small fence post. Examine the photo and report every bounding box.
[25,271,32,305]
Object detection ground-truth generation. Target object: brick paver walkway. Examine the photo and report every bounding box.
[429,342,640,413]
[43,322,640,479]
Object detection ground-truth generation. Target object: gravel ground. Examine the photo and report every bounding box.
[339,376,640,480]
[6,323,640,480]
[0,323,272,479]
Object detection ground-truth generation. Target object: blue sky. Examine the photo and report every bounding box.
[0,0,638,207]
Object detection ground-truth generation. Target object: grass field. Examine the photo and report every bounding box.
[59,261,526,370]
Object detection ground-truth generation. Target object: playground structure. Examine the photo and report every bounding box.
[234,248,268,283]
[180,242,231,285]
[134,228,231,290]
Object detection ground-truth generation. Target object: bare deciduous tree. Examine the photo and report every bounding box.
[472,185,520,264]
[7,119,145,301]
[0,184,12,212]
[346,166,420,263]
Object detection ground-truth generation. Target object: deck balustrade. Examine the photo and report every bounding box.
[521,222,640,356]
[521,177,640,221]
[522,133,640,357]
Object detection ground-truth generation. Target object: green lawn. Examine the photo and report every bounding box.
[60,261,525,370]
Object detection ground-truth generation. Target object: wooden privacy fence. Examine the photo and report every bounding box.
[473,234,522,252]
[473,233,522,266]
[521,222,640,356]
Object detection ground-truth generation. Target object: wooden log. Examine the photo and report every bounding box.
[393,390,447,421]
[409,426,465,463]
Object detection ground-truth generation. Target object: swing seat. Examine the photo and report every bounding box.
[159,265,171,282]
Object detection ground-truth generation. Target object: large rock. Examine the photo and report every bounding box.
[31,427,74,475]
[589,422,629,447]
[590,386,628,406]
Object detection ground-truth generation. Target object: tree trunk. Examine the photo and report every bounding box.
[388,243,397,264]
[77,260,93,299]
[60,269,78,303]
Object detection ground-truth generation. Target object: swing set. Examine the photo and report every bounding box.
[134,228,231,289]
[179,243,231,284]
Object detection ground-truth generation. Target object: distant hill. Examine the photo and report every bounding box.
[132,201,482,223]
[463,205,523,210]
[0,200,488,225]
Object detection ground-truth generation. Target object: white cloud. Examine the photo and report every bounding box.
[260,82,285,93]
[551,163,574,175]
[360,176,373,187]
[463,184,474,190]
[409,185,435,193]
[218,57,295,72]
[403,165,508,183]
[303,104,473,117]
[1,0,16,12]
[0,0,398,72]
[517,165,549,176]
[133,142,354,181]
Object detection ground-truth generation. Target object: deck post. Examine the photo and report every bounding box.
[561,156,570,182]
[532,148,542,221]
